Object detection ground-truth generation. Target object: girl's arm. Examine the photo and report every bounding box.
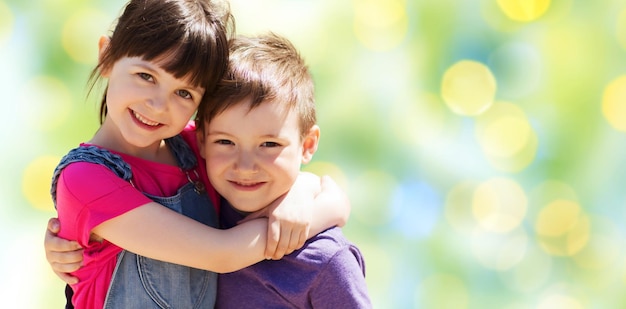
[47,172,350,274]
[92,202,268,273]
[44,208,267,278]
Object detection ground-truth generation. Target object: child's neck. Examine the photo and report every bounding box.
[89,122,177,166]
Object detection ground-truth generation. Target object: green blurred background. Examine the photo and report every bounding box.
[4,0,626,307]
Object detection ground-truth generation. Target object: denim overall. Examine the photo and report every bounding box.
[51,135,218,308]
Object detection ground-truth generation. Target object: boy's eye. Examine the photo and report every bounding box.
[177,89,192,100]
[261,141,281,148]
[215,139,234,145]
[137,72,153,82]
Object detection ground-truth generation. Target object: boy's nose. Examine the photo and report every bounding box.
[235,152,257,174]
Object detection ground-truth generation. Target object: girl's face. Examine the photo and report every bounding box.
[199,97,319,213]
[101,55,204,151]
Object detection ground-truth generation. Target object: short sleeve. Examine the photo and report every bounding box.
[56,162,152,246]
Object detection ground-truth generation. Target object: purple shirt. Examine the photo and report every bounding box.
[217,202,372,308]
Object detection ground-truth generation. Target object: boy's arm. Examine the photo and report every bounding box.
[243,172,351,260]
[44,218,82,284]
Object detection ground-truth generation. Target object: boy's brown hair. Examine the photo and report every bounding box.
[197,32,316,139]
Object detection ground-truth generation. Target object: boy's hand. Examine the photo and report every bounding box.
[44,218,83,284]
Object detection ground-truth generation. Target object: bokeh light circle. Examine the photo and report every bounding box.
[472,177,527,233]
[22,156,60,211]
[353,0,408,52]
[535,199,590,256]
[496,0,551,22]
[441,60,497,116]
[602,75,626,132]
[476,101,537,173]
[481,116,531,157]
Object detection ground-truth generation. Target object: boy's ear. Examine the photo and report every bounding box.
[196,127,207,159]
[301,125,320,164]
[98,35,111,76]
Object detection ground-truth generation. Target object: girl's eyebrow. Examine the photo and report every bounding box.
[131,60,160,74]
[132,61,205,93]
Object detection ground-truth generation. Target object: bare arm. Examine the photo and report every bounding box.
[47,172,350,276]
[92,202,268,273]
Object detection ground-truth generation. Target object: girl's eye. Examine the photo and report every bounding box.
[177,89,192,100]
[261,141,281,148]
[137,72,153,82]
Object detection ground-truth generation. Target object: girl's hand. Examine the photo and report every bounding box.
[44,218,83,284]
[241,172,351,260]
[241,172,318,260]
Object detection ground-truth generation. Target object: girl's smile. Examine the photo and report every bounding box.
[130,109,162,128]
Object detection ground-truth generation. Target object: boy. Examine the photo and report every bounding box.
[196,32,372,308]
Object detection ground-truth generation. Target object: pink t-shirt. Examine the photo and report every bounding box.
[56,123,217,309]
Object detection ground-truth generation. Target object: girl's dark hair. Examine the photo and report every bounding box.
[90,0,234,124]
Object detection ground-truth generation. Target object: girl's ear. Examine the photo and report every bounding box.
[301,125,320,164]
[98,35,111,76]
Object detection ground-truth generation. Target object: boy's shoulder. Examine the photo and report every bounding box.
[300,227,360,261]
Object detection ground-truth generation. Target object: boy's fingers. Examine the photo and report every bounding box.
[45,232,81,252]
[51,260,82,273]
[47,217,60,233]
[48,249,84,265]
[54,270,79,285]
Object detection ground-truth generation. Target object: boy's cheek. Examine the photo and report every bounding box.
[196,132,207,158]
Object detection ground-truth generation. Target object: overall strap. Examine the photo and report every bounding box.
[50,145,133,208]
[164,134,197,171]
[165,135,205,194]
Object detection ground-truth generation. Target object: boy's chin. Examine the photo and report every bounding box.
[228,200,266,215]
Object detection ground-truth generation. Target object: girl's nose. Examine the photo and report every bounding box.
[146,93,168,112]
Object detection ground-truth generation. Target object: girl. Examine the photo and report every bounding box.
[45,0,349,308]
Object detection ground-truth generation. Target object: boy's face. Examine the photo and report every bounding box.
[198,97,319,213]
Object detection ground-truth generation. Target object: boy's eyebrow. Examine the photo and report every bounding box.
[206,130,283,139]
